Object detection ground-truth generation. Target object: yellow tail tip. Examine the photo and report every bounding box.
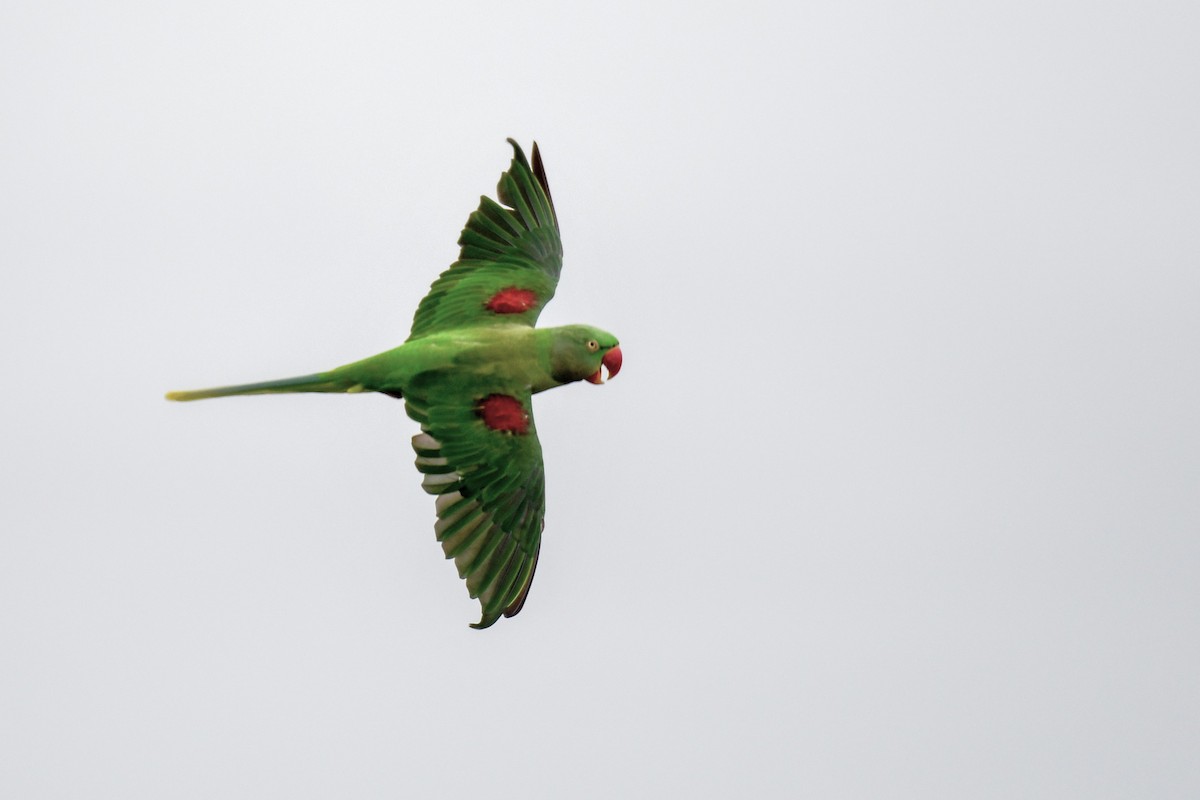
[165,391,188,401]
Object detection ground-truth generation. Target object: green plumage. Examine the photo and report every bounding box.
[167,140,621,629]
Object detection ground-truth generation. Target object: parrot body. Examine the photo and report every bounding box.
[168,141,621,629]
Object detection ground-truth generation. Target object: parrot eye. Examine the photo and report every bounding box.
[586,339,599,352]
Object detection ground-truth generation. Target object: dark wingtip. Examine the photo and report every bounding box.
[529,142,556,220]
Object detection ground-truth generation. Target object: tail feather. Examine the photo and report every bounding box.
[165,373,358,402]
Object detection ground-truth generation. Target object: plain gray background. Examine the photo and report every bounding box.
[2,1,1197,797]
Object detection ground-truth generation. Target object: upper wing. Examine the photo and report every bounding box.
[405,371,545,629]
[407,139,562,340]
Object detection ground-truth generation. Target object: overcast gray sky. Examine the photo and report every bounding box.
[2,1,1198,797]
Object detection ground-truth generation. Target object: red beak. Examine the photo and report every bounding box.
[585,346,623,384]
[603,346,622,379]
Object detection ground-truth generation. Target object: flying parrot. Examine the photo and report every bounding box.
[167,139,622,629]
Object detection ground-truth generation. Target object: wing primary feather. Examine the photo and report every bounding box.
[436,502,484,547]
[531,143,556,221]
[464,527,510,597]
[478,464,526,505]
[446,519,492,563]
[464,208,520,246]
[469,610,503,630]
[512,160,552,229]
[510,497,543,551]
[421,471,461,494]
[499,173,540,231]
[435,490,469,516]
[492,488,530,532]
[412,432,440,451]
[406,403,430,425]
[441,520,487,568]
[458,231,506,260]
[434,497,477,536]
[478,197,523,236]
[503,539,541,618]
[461,217,515,248]
[486,547,528,615]
[415,456,453,473]
[475,535,521,607]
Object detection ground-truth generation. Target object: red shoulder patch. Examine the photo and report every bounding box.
[477,394,530,435]
[485,287,538,314]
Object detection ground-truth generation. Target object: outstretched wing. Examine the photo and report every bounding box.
[405,371,545,629]
[408,139,562,340]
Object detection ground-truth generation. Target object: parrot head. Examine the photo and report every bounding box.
[549,325,622,386]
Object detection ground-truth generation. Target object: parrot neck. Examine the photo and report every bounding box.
[532,329,569,393]
[533,326,595,392]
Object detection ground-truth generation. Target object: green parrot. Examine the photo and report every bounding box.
[167,139,622,629]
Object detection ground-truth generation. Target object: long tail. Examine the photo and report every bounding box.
[165,373,361,402]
